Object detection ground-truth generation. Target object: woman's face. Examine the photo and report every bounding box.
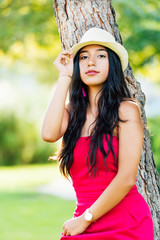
[79,44,109,88]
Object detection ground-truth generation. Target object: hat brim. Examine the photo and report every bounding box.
[70,40,128,71]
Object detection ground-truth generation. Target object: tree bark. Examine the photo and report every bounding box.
[53,0,160,238]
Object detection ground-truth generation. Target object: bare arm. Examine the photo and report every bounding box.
[88,101,143,220]
[41,50,73,142]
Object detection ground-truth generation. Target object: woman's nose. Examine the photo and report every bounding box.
[88,56,96,66]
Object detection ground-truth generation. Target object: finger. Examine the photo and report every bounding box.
[59,51,73,60]
[61,50,73,55]
[53,56,69,66]
[63,228,67,236]
[62,224,65,231]
[66,231,71,236]
[60,55,70,61]
[53,51,73,66]
[59,56,72,65]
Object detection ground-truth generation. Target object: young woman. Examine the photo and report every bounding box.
[42,28,154,239]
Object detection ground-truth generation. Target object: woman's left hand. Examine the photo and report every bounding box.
[62,213,91,236]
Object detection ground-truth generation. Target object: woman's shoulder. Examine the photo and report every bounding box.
[118,99,141,121]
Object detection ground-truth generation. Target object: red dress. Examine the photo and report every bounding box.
[60,135,154,239]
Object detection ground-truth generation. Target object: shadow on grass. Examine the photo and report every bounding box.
[0,192,75,240]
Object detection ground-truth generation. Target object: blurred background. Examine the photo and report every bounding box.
[0,0,160,239]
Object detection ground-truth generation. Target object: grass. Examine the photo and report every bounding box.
[0,192,75,240]
[0,164,75,240]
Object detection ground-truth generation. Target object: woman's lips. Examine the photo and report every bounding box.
[86,70,99,76]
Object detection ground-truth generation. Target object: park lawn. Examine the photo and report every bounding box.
[0,192,75,240]
[0,164,75,240]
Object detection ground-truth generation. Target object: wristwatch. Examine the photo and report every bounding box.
[84,208,95,223]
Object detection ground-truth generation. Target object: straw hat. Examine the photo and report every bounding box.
[71,27,128,71]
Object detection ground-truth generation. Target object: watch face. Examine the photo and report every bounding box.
[85,212,92,221]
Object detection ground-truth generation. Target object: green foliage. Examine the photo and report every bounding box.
[0,0,61,84]
[113,0,160,60]
[0,0,58,51]
[0,111,56,166]
[0,0,160,83]
[113,0,160,82]
[147,117,160,175]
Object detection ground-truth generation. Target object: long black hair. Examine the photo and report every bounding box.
[58,47,131,178]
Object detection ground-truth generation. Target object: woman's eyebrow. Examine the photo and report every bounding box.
[96,49,107,52]
[80,49,107,54]
[79,50,88,54]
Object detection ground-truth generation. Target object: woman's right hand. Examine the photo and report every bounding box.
[53,50,73,80]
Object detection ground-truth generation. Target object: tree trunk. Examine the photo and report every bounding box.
[53,0,160,238]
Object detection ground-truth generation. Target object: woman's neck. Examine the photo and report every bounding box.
[88,86,101,114]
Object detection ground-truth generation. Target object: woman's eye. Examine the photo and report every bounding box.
[80,55,88,60]
[98,54,106,58]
